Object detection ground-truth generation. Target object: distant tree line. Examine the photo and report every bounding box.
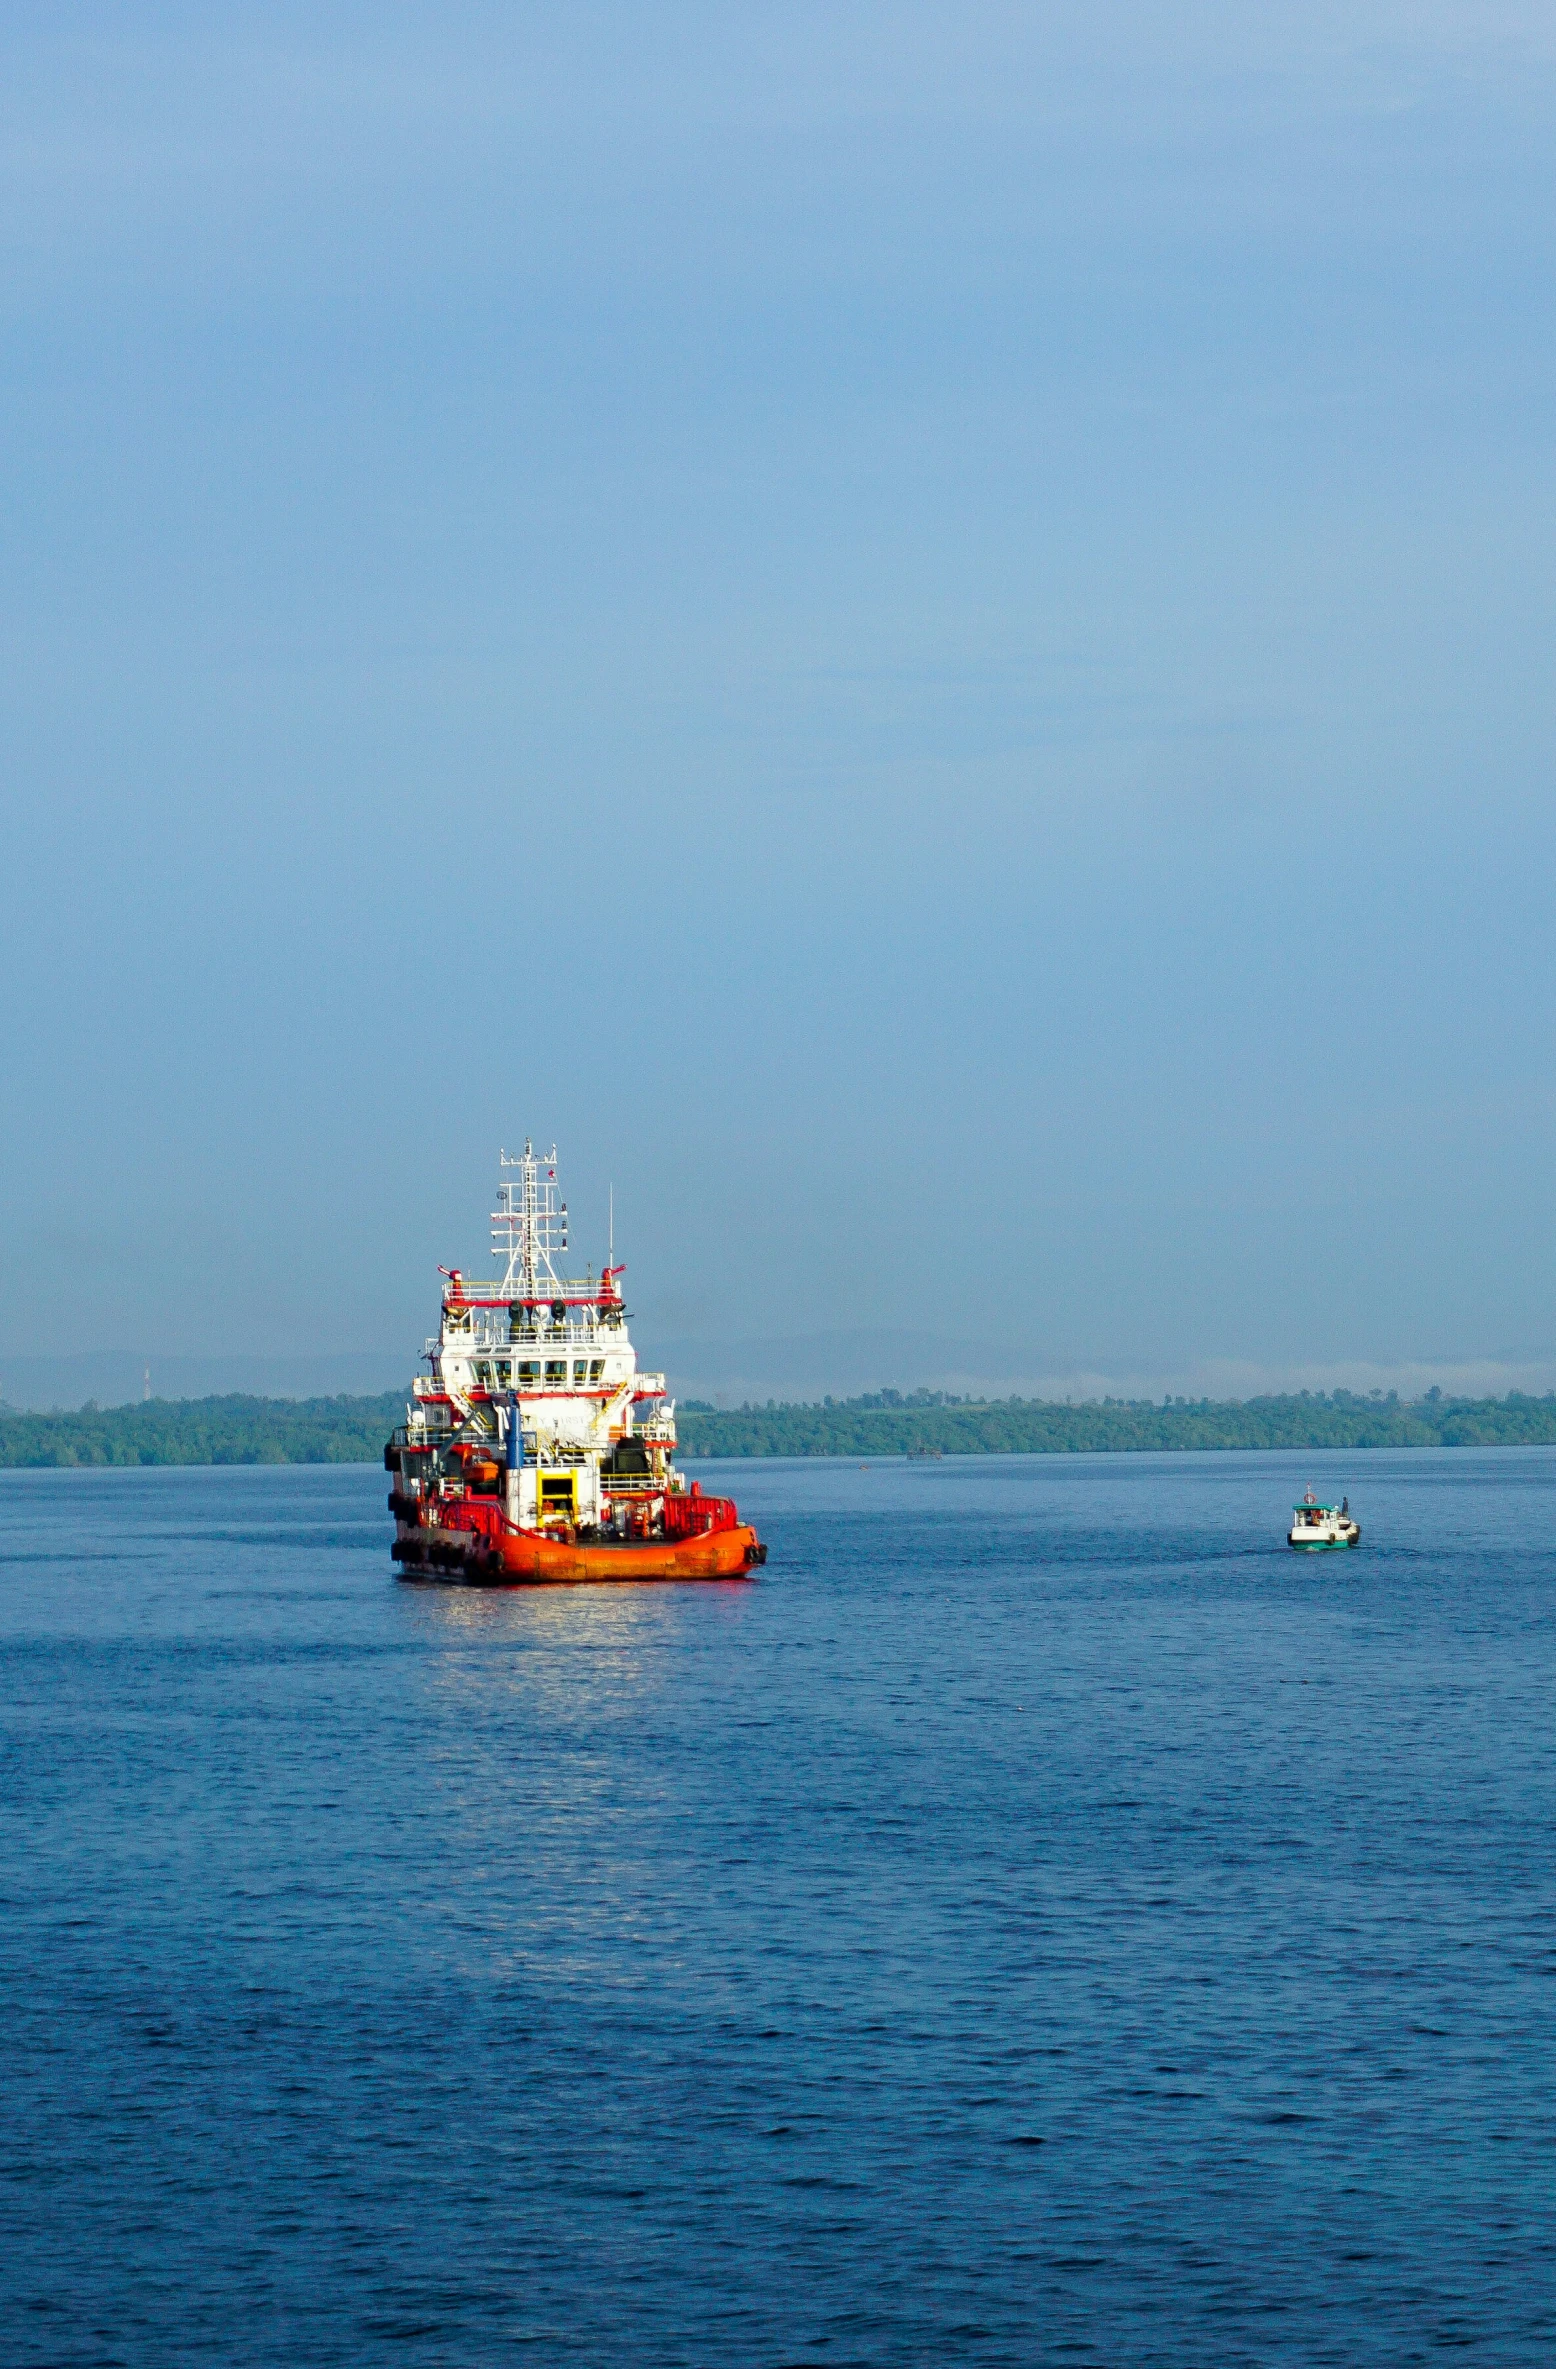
[3,1382,1556,1468]
[0,1392,409,1468]
[678,1385,1556,1459]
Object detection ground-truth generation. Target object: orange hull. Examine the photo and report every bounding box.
[395,1519,763,1585]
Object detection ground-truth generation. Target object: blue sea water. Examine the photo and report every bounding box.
[2,1449,1554,2367]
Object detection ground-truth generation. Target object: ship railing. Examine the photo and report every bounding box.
[443,1275,618,1301]
[445,1318,629,1350]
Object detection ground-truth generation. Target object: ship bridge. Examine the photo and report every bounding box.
[409,1143,672,1467]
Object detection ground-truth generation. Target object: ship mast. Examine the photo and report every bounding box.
[491,1140,569,1305]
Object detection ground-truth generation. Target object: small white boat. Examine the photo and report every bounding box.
[1288,1487,1361,1550]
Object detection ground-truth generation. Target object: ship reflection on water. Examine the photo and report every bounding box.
[404,1566,756,1643]
[402,1565,757,1741]
[394,1571,763,1987]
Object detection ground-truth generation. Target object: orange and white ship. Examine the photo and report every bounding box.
[386,1143,765,1585]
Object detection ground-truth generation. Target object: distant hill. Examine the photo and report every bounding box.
[3,1383,1556,1468]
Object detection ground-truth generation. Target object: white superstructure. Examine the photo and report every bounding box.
[402,1141,677,1533]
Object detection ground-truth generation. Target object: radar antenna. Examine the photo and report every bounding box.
[491,1140,568,1301]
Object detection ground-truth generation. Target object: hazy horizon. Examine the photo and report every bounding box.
[6,1336,1556,1416]
[5,6,1554,1389]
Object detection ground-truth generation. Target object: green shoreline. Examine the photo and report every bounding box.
[2,1385,1555,1468]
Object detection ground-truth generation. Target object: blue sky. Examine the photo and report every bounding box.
[3,3,1555,1404]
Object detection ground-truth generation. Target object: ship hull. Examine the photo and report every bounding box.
[394,1519,764,1585]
